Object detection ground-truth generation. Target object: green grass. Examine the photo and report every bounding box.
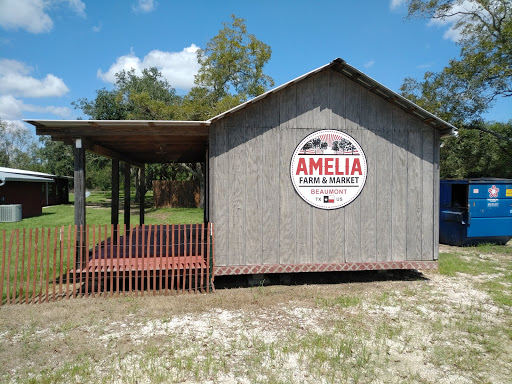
[0,191,203,231]
[0,192,204,304]
[439,244,512,307]
[482,280,512,307]
[0,204,147,231]
[472,242,512,256]
[69,190,155,205]
[438,252,498,276]
[317,295,361,309]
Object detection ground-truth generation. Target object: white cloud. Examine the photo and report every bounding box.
[441,27,463,41]
[0,0,85,34]
[92,23,102,33]
[97,44,201,90]
[0,0,53,33]
[0,95,71,120]
[0,95,24,120]
[0,59,69,98]
[65,0,86,18]
[364,60,375,69]
[0,58,71,122]
[31,105,71,116]
[427,0,483,42]
[390,0,406,10]
[132,0,157,14]
[1,119,29,133]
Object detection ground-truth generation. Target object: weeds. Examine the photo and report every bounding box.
[1,245,512,383]
[316,295,361,308]
[439,249,512,308]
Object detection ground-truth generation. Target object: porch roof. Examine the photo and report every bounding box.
[24,119,210,166]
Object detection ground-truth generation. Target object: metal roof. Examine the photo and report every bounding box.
[0,167,71,180]
[0,166,56,178]
[0,171,54,183]
[209,58,456,138]
[24,120,210,165]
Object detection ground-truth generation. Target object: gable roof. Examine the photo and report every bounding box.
[25,58,455,166]
[209,58,456,138]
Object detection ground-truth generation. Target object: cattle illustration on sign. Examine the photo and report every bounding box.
[290,129,367,210]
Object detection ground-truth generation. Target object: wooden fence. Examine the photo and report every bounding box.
[0,223,214,305]
[152,180,201,208]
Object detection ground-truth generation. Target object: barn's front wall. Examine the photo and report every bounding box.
[209,69,440,271]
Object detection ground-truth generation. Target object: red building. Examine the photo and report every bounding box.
[0,167,69,219]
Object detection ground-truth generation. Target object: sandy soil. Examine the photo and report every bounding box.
[0,259,511,383]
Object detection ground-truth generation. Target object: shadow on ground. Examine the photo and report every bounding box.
[213,269,429,290]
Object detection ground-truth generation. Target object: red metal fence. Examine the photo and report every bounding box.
[0,223,214,305]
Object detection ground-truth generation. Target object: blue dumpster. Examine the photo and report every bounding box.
[440,179,512,246]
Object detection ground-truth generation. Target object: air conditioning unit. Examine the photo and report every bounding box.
[0,204,22,222]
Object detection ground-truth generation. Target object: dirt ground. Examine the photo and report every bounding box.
[0,248,511,383]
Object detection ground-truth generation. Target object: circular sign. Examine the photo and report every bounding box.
[290,130,367,210]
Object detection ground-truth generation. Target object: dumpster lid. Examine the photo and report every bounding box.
[469,178,512,184]
[441,178,512,184]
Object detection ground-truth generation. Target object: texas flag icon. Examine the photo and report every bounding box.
[323,195,335,203]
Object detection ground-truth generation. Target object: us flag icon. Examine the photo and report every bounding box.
[324,195,335,203]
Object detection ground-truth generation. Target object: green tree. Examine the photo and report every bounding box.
[406,0,511,103]
[70,15,274,205]
[401,0,512,178]
[403,0,512,141]
[181,86,217,121]
[440,121,512,178]
[116,67,182,120]
[73,89,127,120]
[0,120,40,170]
[195,14,274,106]
[37,136,74,177]
[73,68,184,192]
[73,68,181,121]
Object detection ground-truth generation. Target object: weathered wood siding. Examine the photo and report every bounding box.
[209,69,440,267]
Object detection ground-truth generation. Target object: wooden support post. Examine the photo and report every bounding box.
[204,150,209,223]
[124,163,130,228]
[74,138,86,269]
[111,159,119,244]
[139,165,145,225]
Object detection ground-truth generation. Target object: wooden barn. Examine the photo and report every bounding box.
[207,59,455,275]
[26,58,456,278]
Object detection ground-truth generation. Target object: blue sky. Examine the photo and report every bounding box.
[0,0,510,136]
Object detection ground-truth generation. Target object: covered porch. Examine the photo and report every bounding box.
[23,119,214,296]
